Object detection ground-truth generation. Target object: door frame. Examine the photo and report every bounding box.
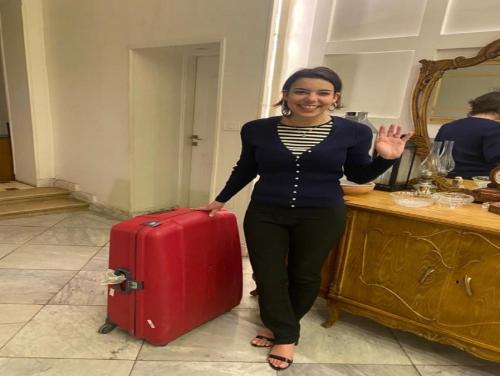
[0,16,15,182]
[128,37,226,213]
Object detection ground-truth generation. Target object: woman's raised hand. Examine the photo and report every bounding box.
[374,124,414,160]
[195,200,225,217]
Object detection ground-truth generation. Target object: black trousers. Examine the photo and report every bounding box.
[243,202,346,344]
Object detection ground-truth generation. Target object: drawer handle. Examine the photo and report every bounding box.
[419,267,435,284]
[464,275,473,297]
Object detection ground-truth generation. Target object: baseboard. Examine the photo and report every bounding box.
[89,202,130,220]
[72,190,97,204]
[51,179,129,219]
[36,178,56,187]
[53,179,80,192]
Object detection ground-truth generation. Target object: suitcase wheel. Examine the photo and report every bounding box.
[98,320,117,334]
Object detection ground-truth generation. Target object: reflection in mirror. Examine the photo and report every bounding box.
[428,60,500,125]
[434,91,500,179]
[411,38,500,192]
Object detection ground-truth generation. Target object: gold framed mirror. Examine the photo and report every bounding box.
[411,38,500,191]
[412,38,500,158]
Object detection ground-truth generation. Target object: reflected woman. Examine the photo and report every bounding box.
[435,91,500,178]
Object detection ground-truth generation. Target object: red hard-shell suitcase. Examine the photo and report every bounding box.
[98,208,243,345]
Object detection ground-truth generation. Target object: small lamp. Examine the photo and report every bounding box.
[374,138,417,191]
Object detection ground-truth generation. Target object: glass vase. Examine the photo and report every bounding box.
[419,141,442,179]
[437,140,455,177]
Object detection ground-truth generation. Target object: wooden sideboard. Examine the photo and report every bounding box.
[320,190,500,363]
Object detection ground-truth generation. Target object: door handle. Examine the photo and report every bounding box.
[190,134,203,141]
[419,267,435,284]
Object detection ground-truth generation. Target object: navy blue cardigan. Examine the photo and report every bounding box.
[435,117,500,178]
[215,116,396,208]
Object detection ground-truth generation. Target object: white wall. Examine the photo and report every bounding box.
[37,0,273,213]
[0,0,36,184]
[306,0,500,131]
[129,47,184,213]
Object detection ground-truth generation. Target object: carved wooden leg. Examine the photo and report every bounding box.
[321,299,341,328]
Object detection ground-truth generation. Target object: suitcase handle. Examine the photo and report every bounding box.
[113,268,143,293]
[140,208,201,227]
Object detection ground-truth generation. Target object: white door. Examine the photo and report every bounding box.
[187,55,219,207]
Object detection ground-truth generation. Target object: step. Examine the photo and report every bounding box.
[0,196,89,218]
[0,187,71,203]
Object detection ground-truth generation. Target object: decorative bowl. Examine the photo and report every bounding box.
[340,181,375,195]
[472,176,490,188]
[432,192,474,208]
[390,191,435,208]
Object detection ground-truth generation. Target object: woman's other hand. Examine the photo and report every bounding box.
[374,124,414,159]
[195,201,225,217]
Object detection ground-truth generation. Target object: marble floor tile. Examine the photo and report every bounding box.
[0,269,76,304]
[0,244,100,270]
[50,270,107,306]
[0,244,18,259]
[3,208,499,374]
[54,211,120,229]
[393,329,496,366]
[28,227,109,246]
[310,296,328,311]
[417,365,500,376]
[0,226,46,244]
[138,309,268,362]
[0,213,70,227]
[0,305,142,359]
[0,358,134,376]
[281,364,421,375]
[0,304,42,347]
[292,310,412,364]
[131,361,275,376]
[82,246,109,271]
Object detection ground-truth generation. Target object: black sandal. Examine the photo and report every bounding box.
[267,354,293,371]
[250,335,275,348]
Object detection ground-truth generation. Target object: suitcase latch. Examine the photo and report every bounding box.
[107,268,144,293]
[127,280,143,291]
[142,221,161,227]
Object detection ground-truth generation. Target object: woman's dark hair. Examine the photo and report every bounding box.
[468,91,500,116]
[274,67,343,112]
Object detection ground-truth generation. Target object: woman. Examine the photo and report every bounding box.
[435,91,500,178]
[199,67,412,371]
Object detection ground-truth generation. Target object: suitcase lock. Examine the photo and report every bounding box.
[112,268,144,293]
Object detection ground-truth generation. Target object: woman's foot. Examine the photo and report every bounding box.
[250,328,275,348]
[268,343,294,371]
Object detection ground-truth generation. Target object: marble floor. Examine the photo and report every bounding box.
[0,210,499,376]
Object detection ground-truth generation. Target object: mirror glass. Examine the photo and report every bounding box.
[428,60,500,126]
[411,38,500,190]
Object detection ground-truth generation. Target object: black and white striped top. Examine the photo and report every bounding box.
[277,120,333,156]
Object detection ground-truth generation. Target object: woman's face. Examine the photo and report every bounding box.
[283,78,339,119]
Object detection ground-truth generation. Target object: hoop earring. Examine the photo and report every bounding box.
[281,102,292,117]
[328,103,336,111]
